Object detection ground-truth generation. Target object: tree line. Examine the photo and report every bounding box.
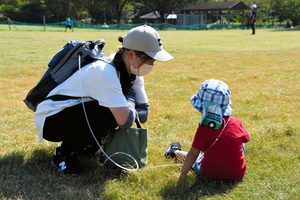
[0,0,299,26]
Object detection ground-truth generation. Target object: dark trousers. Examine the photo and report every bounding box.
[65,25,72,29]
[43,100,117,154]
[251,23,255,34]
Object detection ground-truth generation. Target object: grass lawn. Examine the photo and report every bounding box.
[0,29,299,199]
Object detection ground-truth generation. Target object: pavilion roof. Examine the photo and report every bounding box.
[182,1,249,11]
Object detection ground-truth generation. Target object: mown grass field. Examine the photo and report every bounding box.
[0,29,299,199]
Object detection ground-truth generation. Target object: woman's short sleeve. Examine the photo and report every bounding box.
[83,61,128,108]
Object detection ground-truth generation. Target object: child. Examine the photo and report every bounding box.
[165,79,250,180]
[65,17,73,32]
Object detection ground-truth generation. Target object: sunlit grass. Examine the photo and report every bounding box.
[0,29,299,199]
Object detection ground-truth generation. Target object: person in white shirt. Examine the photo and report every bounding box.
[35,25,173,174]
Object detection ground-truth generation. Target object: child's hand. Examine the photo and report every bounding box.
[177,174,188,187]
[179,173,187,180]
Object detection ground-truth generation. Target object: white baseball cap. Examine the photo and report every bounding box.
[251,4,257,8]
[122,25,174,62]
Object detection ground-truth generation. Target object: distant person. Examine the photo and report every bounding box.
[165,79,250,181]
[65,17,73,32]
[286,20,291,28]
[250,4,257,34]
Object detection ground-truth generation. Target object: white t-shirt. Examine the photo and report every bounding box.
[34,59,148,142]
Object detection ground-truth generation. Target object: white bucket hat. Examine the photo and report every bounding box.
[190,79,233,116]
[251,4,257,9]
[122,25,173,62]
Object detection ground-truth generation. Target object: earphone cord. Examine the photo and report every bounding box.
[202,117,231,157]
[78,54,139,172]
[77,53,187,171]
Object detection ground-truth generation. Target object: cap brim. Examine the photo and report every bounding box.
[145,49,174,62]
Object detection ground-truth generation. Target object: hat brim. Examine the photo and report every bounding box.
[145,49,174,62]
[190,94,203,113]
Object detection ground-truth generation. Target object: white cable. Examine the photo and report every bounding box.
[202,117,231,156]
[77,52,201,172]
[145,119,231,170]
[77,58,231,171]
[78,53,139,171]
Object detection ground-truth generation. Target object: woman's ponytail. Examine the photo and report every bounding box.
[118,36,124,43]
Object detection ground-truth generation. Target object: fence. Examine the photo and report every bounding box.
[0,19,281,32]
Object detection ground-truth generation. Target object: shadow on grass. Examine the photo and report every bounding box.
[0,148,126,199]
[160,174,242,199]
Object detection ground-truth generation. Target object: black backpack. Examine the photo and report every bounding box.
[23,39,105,112]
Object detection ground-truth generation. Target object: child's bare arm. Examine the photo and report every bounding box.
[180,147,200,178]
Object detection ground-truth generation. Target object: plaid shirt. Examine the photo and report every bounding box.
[190,79,233,116]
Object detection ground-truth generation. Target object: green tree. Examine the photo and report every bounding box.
[44,0,79,22]
[0,4,19,20]
[267,0,300,26]
[131,2,152,23]
[284,0,300,26]
[122,3,136,23]
[0,0,20,20]
[269,0,286,23]
[139,0,189,23]
[18,0,46,23]
[104,0,133,23]
[0,0,18,6]
[1,0,46,22]
[73,0,105,24]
